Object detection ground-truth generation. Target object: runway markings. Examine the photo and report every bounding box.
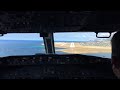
[70,42,75,47]
[60,43,66,46]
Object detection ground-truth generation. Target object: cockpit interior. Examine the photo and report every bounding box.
[0,10,119,79]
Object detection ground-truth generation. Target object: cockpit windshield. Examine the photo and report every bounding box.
[54,32,115,59]
[0,33,45,57]
[0,32,115,58]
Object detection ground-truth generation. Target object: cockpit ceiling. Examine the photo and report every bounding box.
[0,11,120,33]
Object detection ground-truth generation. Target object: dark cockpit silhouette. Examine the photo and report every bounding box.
[0,11,118,79]
[112,31,120,79]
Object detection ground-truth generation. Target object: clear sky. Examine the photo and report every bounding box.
[0,32,112,41]
[0,33,42,40]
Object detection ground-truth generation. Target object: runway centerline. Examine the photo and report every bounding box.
[70,42,75,48]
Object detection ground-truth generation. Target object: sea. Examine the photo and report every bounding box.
[0,40,111,58]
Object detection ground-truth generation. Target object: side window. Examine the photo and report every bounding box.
[0,33,45,57]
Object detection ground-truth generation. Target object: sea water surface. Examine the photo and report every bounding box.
[0,40,111,58]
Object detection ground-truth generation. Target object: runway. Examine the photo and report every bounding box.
[55,42,111,54]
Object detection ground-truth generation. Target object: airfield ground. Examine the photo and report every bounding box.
[55,42,111,54]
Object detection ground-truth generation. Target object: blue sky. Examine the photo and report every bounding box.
[0,32,112,41]
[54,32,97,41]
[0,33,42,40]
